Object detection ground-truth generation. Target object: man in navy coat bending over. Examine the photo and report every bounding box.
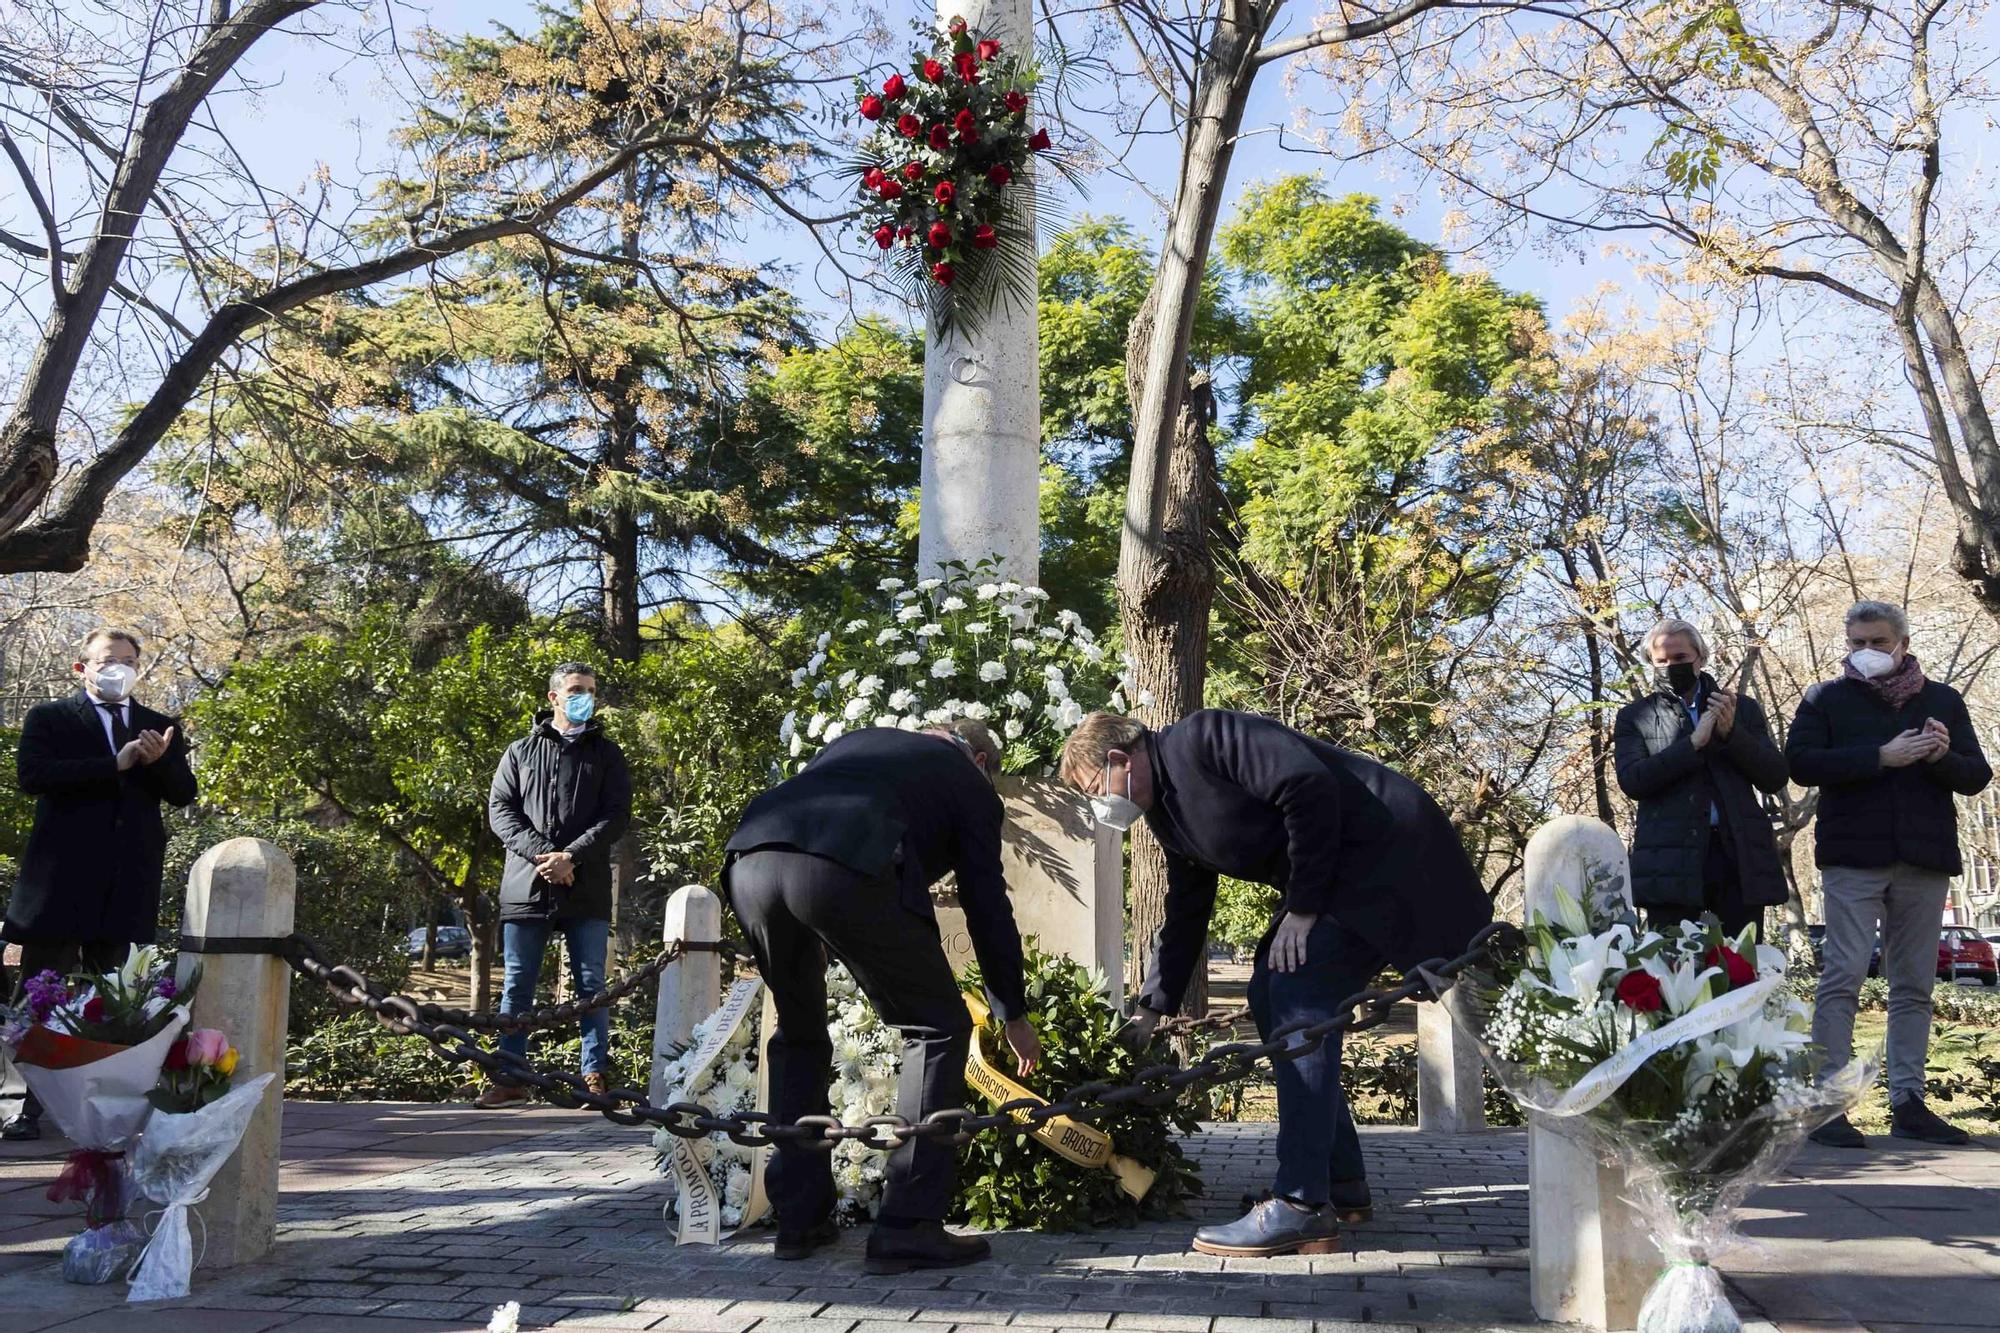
[1061,709,1492,1257]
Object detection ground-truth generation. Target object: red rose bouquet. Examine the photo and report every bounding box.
[852,17,1065,335]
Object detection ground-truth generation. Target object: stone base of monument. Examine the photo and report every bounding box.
[931,775,1123,984]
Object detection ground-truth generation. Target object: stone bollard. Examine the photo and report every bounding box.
[1415,1000,1484,1133]
[1523,815,1651,1331]
[177,837,296,1267]
[651,885,723,1107]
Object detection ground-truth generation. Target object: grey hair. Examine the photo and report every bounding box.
[1643,618,1709,665]
[548,661,597,692]
[1845,600,1909,638]
[938,717,1003,781]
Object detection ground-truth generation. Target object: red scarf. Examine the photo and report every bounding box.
[1845,651,1927,710]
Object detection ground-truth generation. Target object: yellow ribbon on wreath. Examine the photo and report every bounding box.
[961,992,1157,1202]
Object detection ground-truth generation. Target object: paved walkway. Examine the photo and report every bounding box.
[0,1101,1993,1332]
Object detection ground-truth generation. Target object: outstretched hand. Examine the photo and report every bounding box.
[1116,1004,1162,1052]
[1003,1017,1041,1076]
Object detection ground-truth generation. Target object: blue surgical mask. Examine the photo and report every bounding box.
[562,693,596,724]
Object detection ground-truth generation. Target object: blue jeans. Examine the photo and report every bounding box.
[1246,914,1385,1205]
[497,917,611,1078]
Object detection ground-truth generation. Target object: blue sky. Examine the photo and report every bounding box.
[219,0,1631,333]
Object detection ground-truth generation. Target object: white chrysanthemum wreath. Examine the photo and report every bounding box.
[780,560,1138,774]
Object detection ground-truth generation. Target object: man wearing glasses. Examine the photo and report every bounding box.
[4,628,197,1140]
[1059,709,1491,1257]
[721,719,1040,1274]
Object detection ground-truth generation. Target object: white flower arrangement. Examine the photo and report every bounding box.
[1452,885,1874,1333]
[780,561,1124,774]
[653,966,902,1229]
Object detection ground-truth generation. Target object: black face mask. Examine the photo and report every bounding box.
[1656,661,1701,697]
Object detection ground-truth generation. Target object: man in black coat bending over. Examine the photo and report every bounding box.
[5,628,197,1140]
[723,720,1039,1274]
[1061,709,1492,1258]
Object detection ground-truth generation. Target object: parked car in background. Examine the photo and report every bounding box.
[403,924,472,960]
[1803,923,1882,977]
[1938,928,1998,986]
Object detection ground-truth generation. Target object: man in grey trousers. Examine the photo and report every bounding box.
[1788,600,1987,1147]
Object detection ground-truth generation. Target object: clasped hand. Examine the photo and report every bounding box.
[1690,691,1738,748]
[1881,719,1951,768]
[115,726,175,771]
[534,850,575,885]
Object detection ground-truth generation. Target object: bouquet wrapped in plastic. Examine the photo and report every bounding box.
[1429,887,1875,1333]
[0,946,195,1283]
[127,1071,275,1301]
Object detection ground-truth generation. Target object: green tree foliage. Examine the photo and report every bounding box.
[190,617,600,1007]
[160,817,421,1039]
[154,0,870,656]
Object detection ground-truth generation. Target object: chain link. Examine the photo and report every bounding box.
[284,933,744,1033]
[279,922,1518,1153]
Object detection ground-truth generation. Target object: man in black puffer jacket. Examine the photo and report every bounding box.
[1789,601,1989,1149]
[1614,618,1789,939]
[480,661,632,1107]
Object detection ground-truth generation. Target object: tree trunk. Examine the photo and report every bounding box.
[1121,374,1219,1015]
[1114,20,1256,1017]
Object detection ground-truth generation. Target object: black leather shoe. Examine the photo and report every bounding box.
[1891,1096,1971,1145]
[774,1218,838,1260]
[1193,1197,1341,1258]
[1808,1114,1867,1149]
[864,1220,991,1274]
[0,1115,40,1142]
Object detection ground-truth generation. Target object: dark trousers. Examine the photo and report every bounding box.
[1643,831,1761,942]
[6,940,129,1122]
[1246,914,1386,1205]
[723,847,972,1227]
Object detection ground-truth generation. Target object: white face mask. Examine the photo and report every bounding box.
[1090,761,1143,833]
[89,663,137,703]
[1849,648,1898,680]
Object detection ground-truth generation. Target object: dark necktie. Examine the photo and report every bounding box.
[100,703,133,753]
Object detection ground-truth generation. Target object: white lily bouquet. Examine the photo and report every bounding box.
[1432,886,1875,1333]
[652,964,901,1237]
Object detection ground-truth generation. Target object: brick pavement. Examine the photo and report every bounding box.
[0,1103,1993,1333]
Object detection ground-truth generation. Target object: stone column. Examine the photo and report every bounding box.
[1522,815,1652,1331]
[1415,1000,1484,1134]
[651,885,723,1106]
[916,0,1040,585]
[178,837,296,1267]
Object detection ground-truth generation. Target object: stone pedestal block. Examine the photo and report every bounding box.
[1522,814,1650,1331]
[179,837,295,1268]
[931,776,1123,985]
[1416,999,1485,1134]
[652,885,724,1106]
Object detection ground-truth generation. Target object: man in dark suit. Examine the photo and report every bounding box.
[4,628,197,1140]
[1061,709,1492,1258]
[722,720,1039,1274]
[1614,618,1789,939]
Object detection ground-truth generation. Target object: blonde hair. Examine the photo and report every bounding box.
[1644,617,1708,665]
[1059,712,1149,789]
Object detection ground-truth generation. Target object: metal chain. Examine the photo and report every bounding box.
[280,921,1517,1154]
[283,933,742,1033]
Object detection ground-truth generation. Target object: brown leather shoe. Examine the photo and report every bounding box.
[475,1082,534,1109]
[584,1073,610,1096]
